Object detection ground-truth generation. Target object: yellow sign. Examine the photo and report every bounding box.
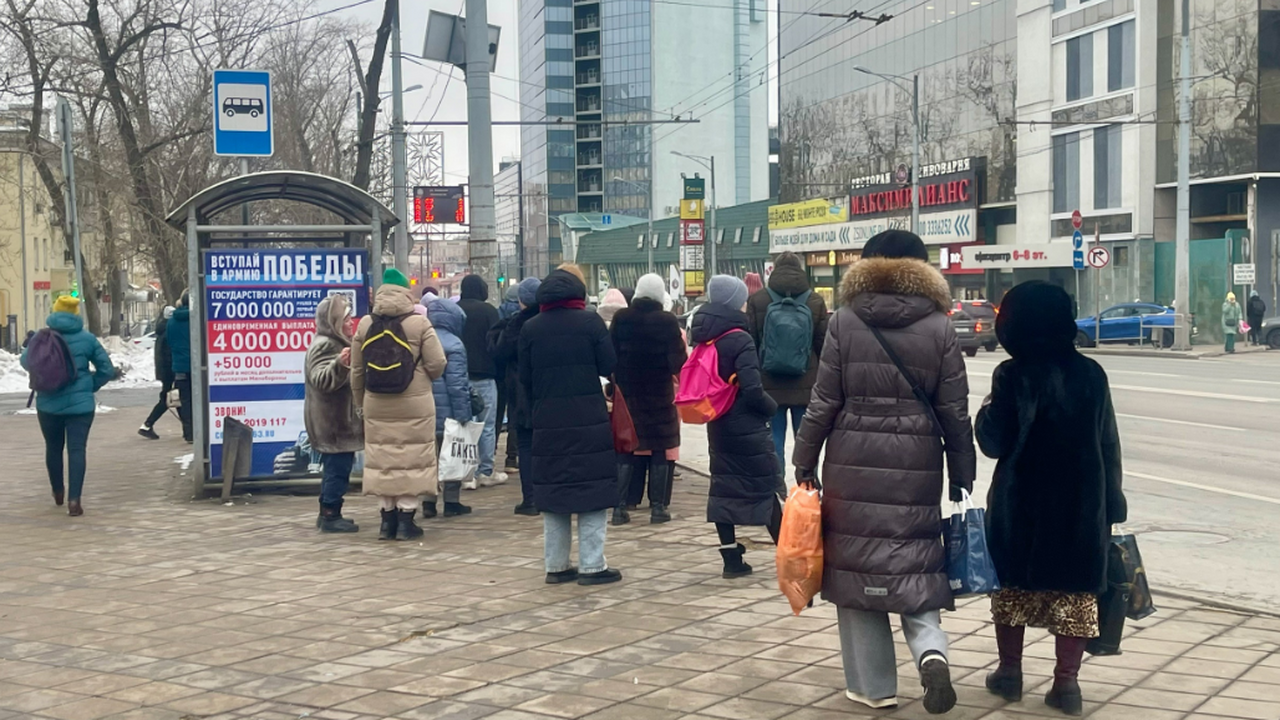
[768,197,848,230]
[683,270,705,295]
[680,199,705,220]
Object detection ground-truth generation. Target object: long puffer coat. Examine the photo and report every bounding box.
[303,296,364,455]
[977,281,1127,595]
[519,270,617,515]
[692,302,780,526]
[351,283,448,497]
[746,253,829,407]
[610,297,687,451]
[493,305,538,430]
[793,257,977,614]
[427,298,473,435]
[22,312,115,416]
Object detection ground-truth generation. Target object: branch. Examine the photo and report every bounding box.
[112,21,184,63]
[346,39,367,96]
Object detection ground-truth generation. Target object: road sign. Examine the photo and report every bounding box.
[1071,210,1083,230]
[681,219,705,244]
[1087,246,1111,269]
[213,69,273,157]
[601,214,611,225]
[1072,230,1084,249]
[1233,263,1256,285]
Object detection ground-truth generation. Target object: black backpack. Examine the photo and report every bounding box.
[361,314,417,394]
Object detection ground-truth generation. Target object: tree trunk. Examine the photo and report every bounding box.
[350,0,396,190]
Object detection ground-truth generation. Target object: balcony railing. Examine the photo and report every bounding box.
[577,153,601,166]
[576,70,600,85]
[576,98,601,113]
[575,42,599,58]
[575,16,599,30]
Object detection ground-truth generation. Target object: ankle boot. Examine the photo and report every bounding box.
[1046,635,1087,716]
[648,458,672,524]
[318,506,359,533]
[378,509,398,541]
[395,509,424,541]
[986,624,1024,701]
[612,461,634,525]
[719,544,753,579]
[421,500,438,519]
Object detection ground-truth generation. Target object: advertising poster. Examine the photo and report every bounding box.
[204,249,370,477]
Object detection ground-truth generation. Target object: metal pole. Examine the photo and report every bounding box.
[239,158,251,226]
[911,73,920,234]
[186,207,206,498]
[465,0,499,299]
[1173,0,1192,349]
[647,212,654,274]
[56,98,84,299]
[389,0,410,274]
[18,154,28,336]
[1094,223,1102,344]
[709,156,717,278]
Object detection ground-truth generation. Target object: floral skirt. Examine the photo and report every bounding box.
[991,589,1099,638]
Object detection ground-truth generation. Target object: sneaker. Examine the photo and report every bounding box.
[545,567,579,584]
[478,472,508,487]
[920,656,957,715]
[461,477,479,491]
[577,568,622,586]
[138,426,159,440]
[504,462,519,474]
[845,691,898,710]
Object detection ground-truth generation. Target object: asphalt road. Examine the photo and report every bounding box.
[963,348,1280,614]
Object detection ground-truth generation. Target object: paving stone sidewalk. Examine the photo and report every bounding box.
[0,410,1278,720]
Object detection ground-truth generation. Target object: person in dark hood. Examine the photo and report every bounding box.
[490,284,522,473]
[519,267,620,586]
[746,251,829,472]
[304,295,363,533]
[457,274,504,487]
[792,230,975,714]
[167,293,193,443]
[494,276,542,514]
[138,305,176,440]
[1247,291,1266,345]
[976,281,1127,717]
[427,297,474,518]
[498,285,521,320]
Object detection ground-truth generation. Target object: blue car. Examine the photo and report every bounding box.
[1076,303,1179,347]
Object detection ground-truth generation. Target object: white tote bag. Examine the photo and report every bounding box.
[439,418,483,483]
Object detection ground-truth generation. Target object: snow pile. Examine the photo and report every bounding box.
[0,351,29,394]
[14,404,115,415]
[0,339,159,395]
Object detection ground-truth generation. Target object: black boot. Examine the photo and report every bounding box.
[648,458,672,524]
[442,481,470,516]
[378,509,398,541]
[421,500,438,519]
[317,506,359,533]
[1046,636,1087,716]
[719,544,753,579]
[444,502,472,517]
[612,460,634,526]
[986,624,1024,702]
[395,509,424,541]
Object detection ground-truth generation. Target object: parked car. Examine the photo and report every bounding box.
[950,300,999,357]
[1261,315,1280,349]
[131,331,157,352]
[1075,303,1179,347]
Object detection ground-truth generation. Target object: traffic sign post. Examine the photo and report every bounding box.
[213,69,273,157]
[1072,230,1085,270]
[1087,246,1111,269]
[1233,263,1256,285]
[1071,209,1083,230]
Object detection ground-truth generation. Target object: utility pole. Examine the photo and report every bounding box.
[465,0,499,299]
[708,159,717,278]
[390,0,410,274]
[1173,0,1192,349]
[55,98,84,301]
[910,73,920,233]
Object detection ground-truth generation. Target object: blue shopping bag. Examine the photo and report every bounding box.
[946,490,1001,597]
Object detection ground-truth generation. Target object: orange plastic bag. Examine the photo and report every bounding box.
[776,486,823,615]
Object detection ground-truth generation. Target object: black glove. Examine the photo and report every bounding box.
[949,484,967,503]
[795,468,821,491]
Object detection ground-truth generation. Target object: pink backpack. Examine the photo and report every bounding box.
[675,329,745,424]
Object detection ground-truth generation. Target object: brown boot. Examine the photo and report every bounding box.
[67,499,83,517]
[1045,635,1087,716]
[986,624,1024,701]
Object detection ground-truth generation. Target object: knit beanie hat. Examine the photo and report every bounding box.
[383,267,411,288]
[634,273,667,305]
[862,229,929,262]
[53,295,81,315]
[517,276,542,306]
[707,275,748,310]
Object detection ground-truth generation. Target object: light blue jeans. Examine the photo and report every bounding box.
[543,510,608,574]
[472,378,499,477]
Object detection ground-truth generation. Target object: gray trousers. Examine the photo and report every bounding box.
[837,607,949,700]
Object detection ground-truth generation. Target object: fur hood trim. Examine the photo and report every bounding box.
[840,257,951,313]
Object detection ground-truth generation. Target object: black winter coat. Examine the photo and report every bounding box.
[692,303,780,526]
[746,259,829,407]
[610,298,687,452]
[1247,295,1266,324]
[492,305,538,429]
[520,270,617,514]
[458,275,500,380]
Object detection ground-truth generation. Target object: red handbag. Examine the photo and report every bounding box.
[610,385,639,454]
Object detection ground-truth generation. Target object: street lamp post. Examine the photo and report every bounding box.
[854,66,920,233]
[670,151,716,277]
[612,176,655,272]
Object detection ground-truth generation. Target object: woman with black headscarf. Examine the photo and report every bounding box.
[976,281,1127,717]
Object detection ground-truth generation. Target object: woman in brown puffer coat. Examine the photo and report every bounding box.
[792,230,976,716]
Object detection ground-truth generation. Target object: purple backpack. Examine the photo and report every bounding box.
[26,328,77,397]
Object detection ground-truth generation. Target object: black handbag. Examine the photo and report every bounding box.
[1088,541,1131,656]
[1113,531,1157,620]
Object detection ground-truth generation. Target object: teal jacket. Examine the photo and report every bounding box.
[21,313,115,415]
[1222,301,1242,336]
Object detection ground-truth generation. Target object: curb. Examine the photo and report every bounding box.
[1152,588,1280,619]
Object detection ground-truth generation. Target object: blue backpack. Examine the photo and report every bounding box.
[760,288,814,377]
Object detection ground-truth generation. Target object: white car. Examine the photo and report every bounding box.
[131,332,157,352]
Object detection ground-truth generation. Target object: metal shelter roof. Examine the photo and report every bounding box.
[164,171,398,229]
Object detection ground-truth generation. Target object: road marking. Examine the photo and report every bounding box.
[1236,379,1280,387]
[1105,370,1184,379]
[1115,413,1244,432]
[1128,471,1280,506]
[1110,384,1278,404]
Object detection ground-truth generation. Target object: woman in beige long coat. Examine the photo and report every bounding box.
[351,268,448,541]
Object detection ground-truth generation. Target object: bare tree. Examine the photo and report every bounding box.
[349,0,395,191]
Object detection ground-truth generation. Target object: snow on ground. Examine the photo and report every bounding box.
[13,404,116,416]
[0,339,159,395]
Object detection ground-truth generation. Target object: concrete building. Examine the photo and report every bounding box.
[494,158,523,280]
[519,0,770,274]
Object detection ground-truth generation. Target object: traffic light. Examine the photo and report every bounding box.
[497,273,506,285]
[69,283,79,298]
[431,268,441,279]
[410,276,418,286]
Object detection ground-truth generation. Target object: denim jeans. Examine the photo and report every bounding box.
[517,427,534,506]
[772,405,806,470]
[37,411,95,500]
[319,452,355,510]
[472,378,499,476]
[543,510,608,574]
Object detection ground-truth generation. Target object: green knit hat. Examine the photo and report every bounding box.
[383,267,411,288]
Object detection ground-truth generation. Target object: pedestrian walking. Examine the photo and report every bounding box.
[426,296,474,518]
[351,268,448,541]
[167,294,193,443]
[138,306,175,440]
[1247,291,1266,345]
[457,274,505,487]
[1223,292,1242,353]
[691,275,782,577]
[304,295,363,533]
[519,266,621,586]
[976,280,1127,717]
[746,251,829,473]
[494,277,542,515]
[610,273,686,525]
[22,295,116,516]
[792,230,976,714]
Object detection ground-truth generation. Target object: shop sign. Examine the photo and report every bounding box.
[804,250,860,267]
[851,156,977,189]
[768,197,848,230]
[33,280,51,290]
[681,219,704,244]
[771,207,975,254]
[938,242,985,275]
[683,270,704,295]
[850,177,974,216]
[683,178,705,200]
[960,243,1075,270]
[680,199,705,220]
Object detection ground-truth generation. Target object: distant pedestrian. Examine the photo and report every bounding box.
[167,294,193,443]
[304,295,363,533]
[792,230,976,714]
[519,266,621,585]
[597,288,627,327]
[610,273,686,525]
[138,306,175,440]
[426,296,474,518]
[746,251,828,473]
[351,268,448,541]
[1222,292,1242,353]
[976,280,1127,717]
[22,295,115,516]
[691,275,781,578]
[493,285,522,471]
[1247,291,1266,345]
[457,275,505,487]
[494,276,541,515]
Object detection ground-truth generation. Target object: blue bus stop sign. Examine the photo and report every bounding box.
[213,69,273,157]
